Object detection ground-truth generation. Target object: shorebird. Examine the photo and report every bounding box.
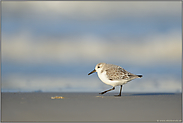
[88,63,142,96]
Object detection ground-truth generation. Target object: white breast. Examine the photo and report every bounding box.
[97,71,128,87]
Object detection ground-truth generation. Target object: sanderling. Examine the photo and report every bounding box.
[88,63,142,96]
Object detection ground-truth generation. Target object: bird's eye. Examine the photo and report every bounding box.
[98,66,100,68]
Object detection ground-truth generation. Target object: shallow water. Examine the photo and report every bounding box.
[1,92,182,122]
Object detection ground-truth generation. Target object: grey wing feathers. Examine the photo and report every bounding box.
[105,65,130,80]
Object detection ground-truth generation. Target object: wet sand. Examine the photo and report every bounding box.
[1,92,182,122]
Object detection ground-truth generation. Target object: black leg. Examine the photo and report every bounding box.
[99,87,115,95]
[114,85,123,96]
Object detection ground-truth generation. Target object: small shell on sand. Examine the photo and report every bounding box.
[51,96,64,99]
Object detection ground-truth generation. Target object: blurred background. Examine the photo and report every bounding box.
[1,1,182,93]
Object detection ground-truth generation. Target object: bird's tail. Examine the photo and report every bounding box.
[137,75,143,78]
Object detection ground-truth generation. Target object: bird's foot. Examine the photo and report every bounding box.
[99,92,106,95]
[114,94,121,96]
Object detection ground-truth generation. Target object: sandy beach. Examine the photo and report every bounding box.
[1,92,182,122]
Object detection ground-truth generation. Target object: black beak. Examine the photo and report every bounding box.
[88,69,96,75]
